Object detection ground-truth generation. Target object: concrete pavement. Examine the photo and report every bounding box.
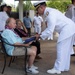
[0,39,75,75]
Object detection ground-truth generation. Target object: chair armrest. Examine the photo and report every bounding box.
[12,44,27,47]
[4,41,27,47]
[0,38,27,47]
[0,34,27,47]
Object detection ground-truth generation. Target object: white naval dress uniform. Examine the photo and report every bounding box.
[40,7,75,71]
[33,16,43,34]
[0,11,9,31]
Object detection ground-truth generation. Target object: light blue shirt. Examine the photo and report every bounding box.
[23,17,31,28]
[1,29,23,55]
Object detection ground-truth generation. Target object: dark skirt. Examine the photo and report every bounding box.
[30,40,41,55]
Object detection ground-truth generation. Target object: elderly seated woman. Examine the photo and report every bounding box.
[1,18,39,74]
[14,19,42,59]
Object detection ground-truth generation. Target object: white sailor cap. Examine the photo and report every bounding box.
[34,1,46,9]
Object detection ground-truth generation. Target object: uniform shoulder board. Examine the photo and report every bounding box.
[45,11,49,17]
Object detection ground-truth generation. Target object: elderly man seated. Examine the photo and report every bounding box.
[1,18,39,74]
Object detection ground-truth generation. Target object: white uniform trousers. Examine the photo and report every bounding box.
[54,35,75,71]
[34,25,41,34]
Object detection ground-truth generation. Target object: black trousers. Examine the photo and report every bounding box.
[30,40,41,55]
[26,28,31,37]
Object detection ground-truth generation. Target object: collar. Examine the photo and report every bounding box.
[44,7,49,17]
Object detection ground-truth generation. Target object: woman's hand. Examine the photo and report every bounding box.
[35,34,40,40]
[25,41,33,46]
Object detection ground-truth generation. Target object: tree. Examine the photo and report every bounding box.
[24,1,34,10]
[47,0,71,2]
[47,0,71,12]
[16,0,71,12]
[17,1,34,12]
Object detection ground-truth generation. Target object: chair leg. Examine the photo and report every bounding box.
[11,56,17,63]
[8,56,16,67]
[8,57,13,67]
[1,55,6,74]
[8,56,17,67]
[25,47,27,75]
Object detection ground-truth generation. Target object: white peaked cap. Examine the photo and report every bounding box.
[33,0,46,7]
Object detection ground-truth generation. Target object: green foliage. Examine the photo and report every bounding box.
[47,0,71,12]
[24,1,33,10]
[47,0,71,1]
[17,1,34,12]
[16,0,71,12]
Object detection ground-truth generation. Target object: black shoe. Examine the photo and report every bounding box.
[35,56,42,59]
[71,54,75,56]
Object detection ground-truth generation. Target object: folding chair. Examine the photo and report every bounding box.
[0,34,28,75]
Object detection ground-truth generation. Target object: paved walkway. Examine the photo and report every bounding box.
[0,39,75,75]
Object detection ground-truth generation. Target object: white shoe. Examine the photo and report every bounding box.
[26,67,39,74]
[48,36,51,40]
[31,65,38,69]
[47,68,61,74]
[26,65,38,69]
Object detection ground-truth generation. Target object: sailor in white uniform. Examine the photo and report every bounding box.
[65,0,75,23]
[0,3,9,31]
[34,1,75,74]
[65,4,75,22]
[33,12,43,34]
